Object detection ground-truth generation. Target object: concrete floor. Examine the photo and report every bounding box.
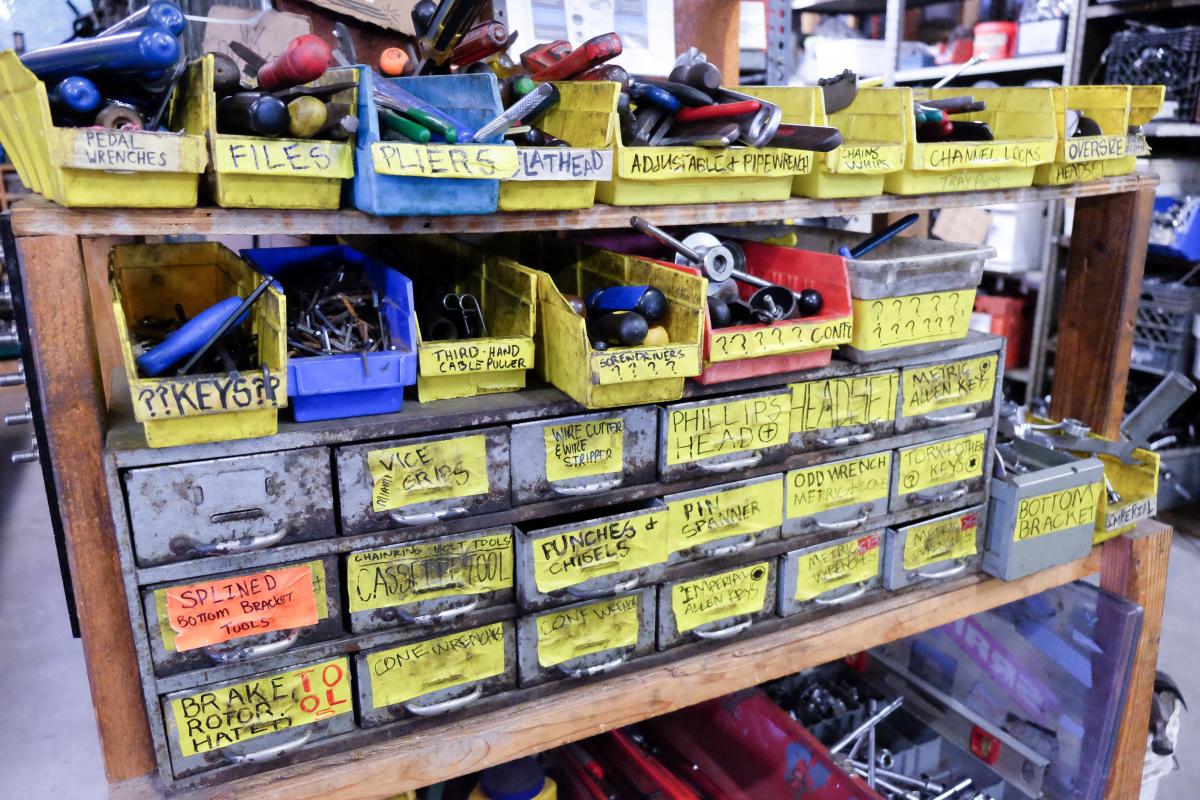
[0,380,1196,798]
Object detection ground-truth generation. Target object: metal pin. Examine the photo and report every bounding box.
[867,699,877,789]
[831,697,904,753]
[930,778,973,800]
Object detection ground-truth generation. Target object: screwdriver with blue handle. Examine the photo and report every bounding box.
[837,214,920,259]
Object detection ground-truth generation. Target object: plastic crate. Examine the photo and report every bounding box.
[974,293,1032,369]
[1131,277,1200,376]
[240,245,418,422]
[1103,26,1200,121]
[1033,85,1132,186]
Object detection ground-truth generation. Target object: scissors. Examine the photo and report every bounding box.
[442,293,487,338]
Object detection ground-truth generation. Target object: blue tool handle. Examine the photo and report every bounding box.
[846,213,920,259]
[629,81,681,114]
[587,285,652,314]
[21,27,180,80]
[374,74,477,142]
[136,296,246,377]
[49,76,101,114]
[100,1,187,37]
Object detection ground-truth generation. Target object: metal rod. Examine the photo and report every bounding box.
[847,760,944,793]
[831,697,904,753]
[630,216,703,263]
[867,699,877,789]
[931,777,973,800]
[932,55,985,89]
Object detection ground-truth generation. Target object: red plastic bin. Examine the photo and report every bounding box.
[974,293,1031,369]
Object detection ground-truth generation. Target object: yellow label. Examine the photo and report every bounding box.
[794,534,881,601]
[619,146,811,180]
[1043,160,1106,185]
[898,432,987,495]
[671,562,770,633]
[418,338,533,376]
[666,394,790,465]
[532,511,668,593]
[1126,134,1149,157]
[214,136,353,176]
[591,345,698,384]
[790,372,898,433]
[708,318,853,363]
[55,128,192,172]
[508,147,613,181]
[1062,135,1126,163]
[1014,483,1101,542]
[787,453,891,517]
[830,143,905,174]
[171,657,352,757]
[367,435,490,513]
[668,478,784,553]
[903,511,980,570]
[851,291,975,351]
[536,594,641,667]
[371,143,519,178]
[132,371,284,421]
[917,140,1055,170]
[346,532,513,612]
[366,623,505,709]
[901,356,997,417]
[544,417,625,483]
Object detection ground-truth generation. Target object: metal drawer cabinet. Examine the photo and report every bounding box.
[658,389,792,482]
[516,500,668,611]
[124,448,336,567]
[896,352,999,433]
[890,427,990,512]
[336,427,511,536]
[778,532,884,617]
[656,560,776,650]
[882,505,986,590]
[344,527,515,634]
[510,408,657,505]
[517,589,655,688]
[782,450,892,541]
[788,371,899,451]
[353,621,516,728]
[143,556,342,677]
[663,474,784,566]
[161,655,356,778]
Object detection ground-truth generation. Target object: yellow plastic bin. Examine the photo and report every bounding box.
[886,87,1057,195]
[110,243,287,448]
[499,81,618,211]
[1033,85,1132,186]
[0,51,207,208]
[409,237,539,402]
[182,55,356,209]
[595,86,821,206]
[1103,85,1166,177]
[748,86,908,199]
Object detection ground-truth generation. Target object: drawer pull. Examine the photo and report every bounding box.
[917,408,978,424]
[203,629,301,663]
[222,728,313,764]
[193,530,287,556]
[557,656,627,678]
[404,686,482,717]
[910,486,967,504]
[551,476,624,497]
[813,584,868,606]
[396,596,480,625]
[387,506,468,526]
[915,562,968,580]
[566,575,639,600]
[697,535,757,557]
[696,453,762,473]
[813,512,870,531]
[814,431,875,448]
[693,619,752,640]
[209,507,266,524]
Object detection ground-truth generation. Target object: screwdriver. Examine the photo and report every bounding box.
[471,82,559,142]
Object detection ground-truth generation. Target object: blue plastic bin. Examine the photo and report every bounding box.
[351,70,508,216]
[1148,196,1200,261]
[241,245,418,422]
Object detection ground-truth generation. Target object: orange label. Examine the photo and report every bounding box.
[165,564,318,652]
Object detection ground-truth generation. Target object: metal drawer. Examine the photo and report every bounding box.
[788,371,899,451]
[353,621,516,728]
[782,451,892,540]
[778,532,884,617]
[896,354,999,433]
[124,448,336,567]
[143,556,342,678]
[664,474,784,566]
[510,408,657,505]
[336,427,511,536]
[656,560,776,650]
[344,527,515,634]
[890,428,989,512]
[882,505,985,590]
[517,589,655,688]
[658,389,792,482]
[162,655,356,778]
[515,500,668,611]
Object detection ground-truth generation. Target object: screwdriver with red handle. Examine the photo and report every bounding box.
[229,35,332,93]
[531,32,623,81]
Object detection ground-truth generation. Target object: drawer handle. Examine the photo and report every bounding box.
[813,584,869,606]
[814,431,875,447]
[387,506,468,526]
[910,486,967,504]
[917,409,978,424]
[193,530,287,556]
[915,562,968,580]
[557,656,627,678]
[202,629,301,663]
[813,512,871,532]
[396,596,480,625]
[222,728,313,764]
[693,619,752,640]
[696,453,762,473]
[551,476,624,497]
[566,575,639,600]
[209,507,265,524]
[404,686,483,717]
[697,535,757,557]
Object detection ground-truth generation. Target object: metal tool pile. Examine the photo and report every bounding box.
[415,284,488,343]
[285,267,392,359]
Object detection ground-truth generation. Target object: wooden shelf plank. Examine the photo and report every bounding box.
[8,175,1159,238]
[112,545,1106,800]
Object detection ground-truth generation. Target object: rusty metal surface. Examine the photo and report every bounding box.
[656,561,778,650]
[663,474,784,567]
[894,340,1003,434]
[888,421,994,513]
[657,388,793,483]
[882,504,989,591]
[777,532,886,617]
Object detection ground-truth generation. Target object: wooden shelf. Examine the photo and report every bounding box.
[7,174,1158,237]
[893,53,1066,83]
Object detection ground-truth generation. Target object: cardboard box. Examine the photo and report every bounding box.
[304,0,419,34]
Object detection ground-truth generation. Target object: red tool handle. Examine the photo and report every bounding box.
[256,34,332,92]
[607,730,700,800]
[675,99,760,123]
[451,21,509,67]
[532,32,622,81]
[521,39,573,72]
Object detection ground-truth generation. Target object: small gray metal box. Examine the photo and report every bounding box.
[658,389,793,482]
[890,427,990,512]
[787,369,899,452]
[782,450,892,540]
[662,474,784,566]
[895,351,1000,433]
[882,505,986,590]
[778,531,885,617]
[656,560,777,650]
